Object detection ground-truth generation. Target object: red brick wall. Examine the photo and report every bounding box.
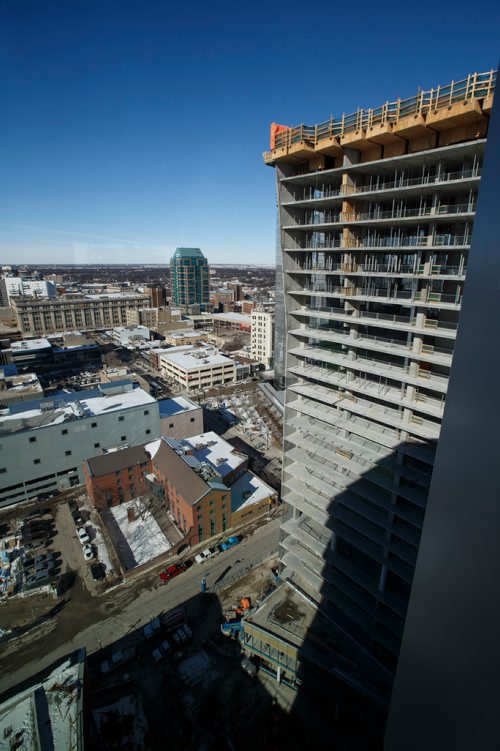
[85,459,153,510]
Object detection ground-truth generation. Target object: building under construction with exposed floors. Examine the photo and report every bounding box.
[242,71,496,711]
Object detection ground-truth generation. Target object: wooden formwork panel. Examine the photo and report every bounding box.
[366,123,401,145]
[392,114,428,138]
[425,98,482,130]
[315,135,342,156]
[340,129,373,150]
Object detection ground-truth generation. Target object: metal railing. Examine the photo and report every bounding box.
[270,70,495,151]
[288,166,481,202]
[288,203,475,227]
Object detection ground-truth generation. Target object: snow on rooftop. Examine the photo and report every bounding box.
[0,650,85,751]
[109,498,171,570]
[11,338,51,351]
[0,385,156,432]
[159,347,234,371]
[231,471,275,511]
[145,438,162,458]
[169,430,245,478]
[212,312,252,323]
[158,396,199,417]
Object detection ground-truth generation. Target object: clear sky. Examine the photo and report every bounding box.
[1,0,498,266]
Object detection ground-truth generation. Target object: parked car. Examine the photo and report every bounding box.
[194,549,211,565]
[90,562,105,581]
[34,553,56,565]
[100,647,136,675]
[159,562,187,583]
[208,545,219,559]
[72,510,84,525]
[68,500,78,513]
[219,536,241,552]
[21,529,50,543]
[152,640,171,663]
[241,657,258,678]
[143,617,161,640]
[77,527,90,545]
[23,540,45,553]
[83,544,94,561]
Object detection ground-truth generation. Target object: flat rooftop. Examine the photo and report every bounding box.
[244,581,392,704]
[158,395,199,417]
[212,313,252,324]
[159,347,234,371]
[231,470,275,511]
[0,649,86,750]
[0,382,156,435]
[11,338,52,352]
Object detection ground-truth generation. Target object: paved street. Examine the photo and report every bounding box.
[0,516,280,694]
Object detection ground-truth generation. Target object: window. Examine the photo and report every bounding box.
[65,450,72,456]
[222,503,226,510]
[34,459,40,465]
[144,409,149,415]
[0,468,5,474]
[91,422,97,428]
[29,436,36,443]
[94,443,100,449]
[210,519,216,535]
[61,429,68,435]
[118,416,124,422]
[121,435,126,441]
[145,429,151,435]
[169,423,174,428]
[190,417,195,422]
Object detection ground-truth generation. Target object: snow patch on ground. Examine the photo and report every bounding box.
[109,498,171,570]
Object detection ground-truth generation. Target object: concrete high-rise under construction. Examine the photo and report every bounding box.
[253,72,496,704]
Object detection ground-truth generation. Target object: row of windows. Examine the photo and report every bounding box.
[23,409,151,442]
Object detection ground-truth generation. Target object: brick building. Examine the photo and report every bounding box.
[84,444,153,509]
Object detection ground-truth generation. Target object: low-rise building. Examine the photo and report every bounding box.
[112,325,150,347]
[125,305,187,335]
[212,312,252,333]
[151,431,276,544]
[251,308,275,368]
[158,395,203,438]
[0,369,43,406]
[84,444,153,509]
[158,346,236,393]
[163,330,206,347]
[0,381,160,507]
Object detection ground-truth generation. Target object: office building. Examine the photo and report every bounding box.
[170,247,210,314]
[125,305,187,335]
[261,71,495,699]
[0,381,160,506]
[251,307,275,368]
[158,345,236,393]
[212,312,252,332]
[11,292,150,336]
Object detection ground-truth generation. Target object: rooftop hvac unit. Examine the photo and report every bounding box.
[216,457,226,466]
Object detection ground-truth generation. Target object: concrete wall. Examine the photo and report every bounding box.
[0,402,160,507]
[159,406,203,440]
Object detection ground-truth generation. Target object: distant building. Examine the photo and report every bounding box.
[251,308,275,368]
[0,276,56,306]
[0,381,160,507]
[11,292,150,336]
[163,330,206,347]
[158,345,236,393]
[229,281,243,301]
[0,369,43,406]
[212,312,252,333]
[241,300,256,315]
[170,247,210,314]
[125,305,187,335]
[112,325,150,347]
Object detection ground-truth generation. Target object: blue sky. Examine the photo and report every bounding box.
[1,0,498,266]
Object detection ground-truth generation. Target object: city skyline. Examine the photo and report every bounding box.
[1,2,499,265]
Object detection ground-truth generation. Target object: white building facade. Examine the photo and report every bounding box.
[158,346,236,393]
[251,309,275,368]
